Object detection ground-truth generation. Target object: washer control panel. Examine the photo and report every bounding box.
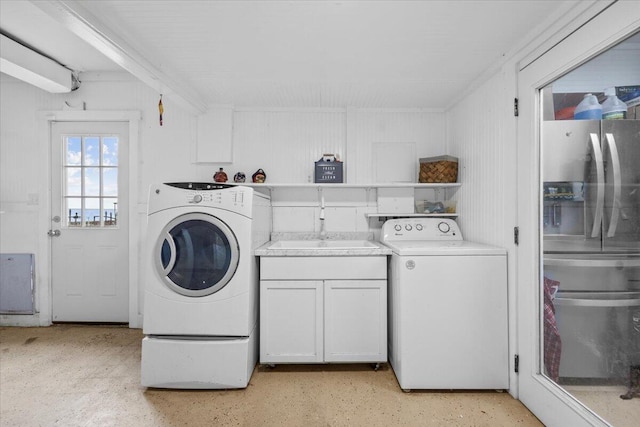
[146,182,265,217]
[381,218,462,242]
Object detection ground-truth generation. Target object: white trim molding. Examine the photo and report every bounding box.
[37,110,141,328]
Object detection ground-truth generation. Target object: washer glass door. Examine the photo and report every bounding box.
[156,213,239,297]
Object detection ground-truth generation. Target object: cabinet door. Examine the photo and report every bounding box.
[324,280,387,363]
[195,107,233,163]
[259,280,323,363]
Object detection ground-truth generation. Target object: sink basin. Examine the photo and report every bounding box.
[268,240,378,250]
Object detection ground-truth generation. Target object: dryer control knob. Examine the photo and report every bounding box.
[438,221,450,233]
[416,224,423,231]
[192,194,203,203]
[394,224,402,232]
[405,224,412,231]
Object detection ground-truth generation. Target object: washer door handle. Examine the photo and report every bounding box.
[162,233,177,275]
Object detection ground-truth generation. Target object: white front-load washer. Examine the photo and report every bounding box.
[380,218,508,391]
[141,182,271,389]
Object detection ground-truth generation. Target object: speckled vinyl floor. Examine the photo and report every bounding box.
[0,324,542,427]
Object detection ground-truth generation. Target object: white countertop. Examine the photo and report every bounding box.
[255,232,392,257]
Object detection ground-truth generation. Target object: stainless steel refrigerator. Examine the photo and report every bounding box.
[542,119,640,380]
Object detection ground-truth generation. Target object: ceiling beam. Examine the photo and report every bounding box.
[30,0,208,114]
[1,33,75,93]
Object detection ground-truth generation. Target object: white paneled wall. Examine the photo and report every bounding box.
[0,82,55,205]
[195,108,446,185]
[228,109,345,184]
[446,68,517,248]
[349,110,446,183]
[0,76,448,324]
[195,108,446,233]
[1,82,59,318]
[446,65,519,396]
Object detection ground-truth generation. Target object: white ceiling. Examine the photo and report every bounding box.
[0,0,576,111]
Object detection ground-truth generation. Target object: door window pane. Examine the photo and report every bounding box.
[103,168,117,196]
[66,198,82,227]
[103,198,118,227]
[539,33,640,426]
[85,198,100,227]
[66,168,81,196]
[84,136,99,166]
[66,137,81,165]
[103,137,118,166]
[84,168,100,196]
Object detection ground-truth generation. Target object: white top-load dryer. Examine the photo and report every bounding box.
[380,218,508,391]
[141,183,271,389]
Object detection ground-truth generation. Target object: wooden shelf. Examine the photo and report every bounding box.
[228,183,462,220]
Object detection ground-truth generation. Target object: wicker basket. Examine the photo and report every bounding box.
[419,156,458,183]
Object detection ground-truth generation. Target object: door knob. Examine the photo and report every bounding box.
[47,229,61,237]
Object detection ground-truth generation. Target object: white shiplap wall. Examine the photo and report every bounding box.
[445,65,519,396]
[0,77,448,325]
[194,108,446,234]
[226,109,346,184]
[446,67,517,248]
[194,108,446,184]
[0,82,59,320]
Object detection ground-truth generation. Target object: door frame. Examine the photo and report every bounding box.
[516,2,639,425]
[38,111,141,327]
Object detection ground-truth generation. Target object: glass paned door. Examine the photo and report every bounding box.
[51,121,129,323]
[516,4,640,425]
[539,34,640,426]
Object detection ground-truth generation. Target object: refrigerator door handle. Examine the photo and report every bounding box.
[589,133,605,238]
[604,133,622,238]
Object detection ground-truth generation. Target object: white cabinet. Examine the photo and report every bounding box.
[260,280,324,363]
[195,106,233,163]
[259,256,387,365]
[324,280,387,362]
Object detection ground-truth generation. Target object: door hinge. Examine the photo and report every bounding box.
[514,226,519,245]
[515,354,519,373]
[514,98,519,117]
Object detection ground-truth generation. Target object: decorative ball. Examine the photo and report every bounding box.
[234,172,246,183]
[252,169,266,183]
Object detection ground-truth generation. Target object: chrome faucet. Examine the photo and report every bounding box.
[319,189,327,240]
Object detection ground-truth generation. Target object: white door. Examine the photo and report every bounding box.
[50,121,129,322]
[516,3,639,426]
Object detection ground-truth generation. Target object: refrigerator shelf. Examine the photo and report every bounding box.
[544,256,640,268]
[543,193,578,200]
